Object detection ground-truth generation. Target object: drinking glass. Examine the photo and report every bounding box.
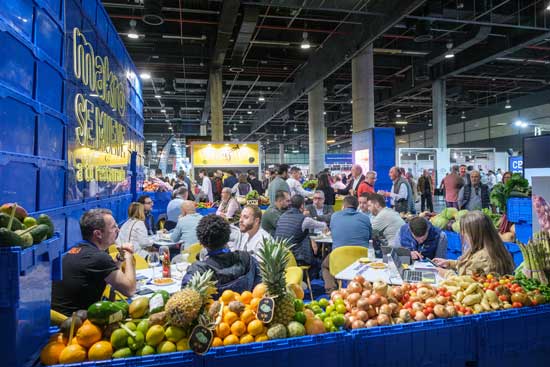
[148,252,160,279]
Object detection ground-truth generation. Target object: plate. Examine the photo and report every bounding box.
[369,262,388,269]
[152,278,176,286]
[358,257,372,264]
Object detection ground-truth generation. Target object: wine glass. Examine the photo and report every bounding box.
[147,251,160,280]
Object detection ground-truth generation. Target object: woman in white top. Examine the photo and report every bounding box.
[117,202,154,259]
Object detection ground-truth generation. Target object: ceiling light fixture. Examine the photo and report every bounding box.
[300,32,311,49]
[505,99,512,109]
[547,2,550,10]
[396,109,402,118]
[127,20,139,39]
[233,124,237,131]
[401,126,406,133]
[247,105,252,115]
[293,124,298,132]
[154,95,161,99]
[445,41,455,59]
[395,120,408,125]
[140,72,151,80]
[515,120,528,128]
[428,119,433,127]
[461,111,466,119]
[258,92,265,102]
[239,119,243,124]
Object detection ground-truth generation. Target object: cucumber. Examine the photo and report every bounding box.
[88,301,128,326]
[0,213,23,231]
[0,228,25,247]
[29,224,50,244]
[36,214,54,238]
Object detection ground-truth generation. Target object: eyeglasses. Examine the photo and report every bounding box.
[144,201,153,204]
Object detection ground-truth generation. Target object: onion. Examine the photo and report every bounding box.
[379,304,392,316]
[340,289,349,299]
[377,314,391,325]
[331,293,343,302]
[361,290,372,298]
[389,303,399,317]
[399,309,411,322]
[391,287,404,301]
[415,312,427,321]
[347,281,363,294]
[366,319,379,328]
[367,306,377,319]
[401,283,411,292]
[417,287,431,300]
[356,310,369,321]
[446,306,458,317]
[357,298,369,311]
[394,318,405,324]
[412,302,424,311]
[427,313,435,320]
[351,320,365,329]
[373,280,388,297]
[379,296,388,305]
[362,281,373,291]
[367,294,381,307]
[348,315,357,324]
[353,275,366,284]
[435,295,447,305]
[433,304,449,318]
[344,316,352,329]
[348,293,361,306]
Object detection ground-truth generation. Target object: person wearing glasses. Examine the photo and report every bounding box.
[304,190,334,224]
[137,195,155,235]
[457,170,490,211]
[357,171,377,197]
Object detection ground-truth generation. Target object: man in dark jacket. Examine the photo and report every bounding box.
[223,170,238,188]
[212,170,224,202]
[394,217,447,260]
[417,169,434,212]
[458,170,490,211]
[181,215,261,294]
[335,164,364,197]
[247,170,264,195]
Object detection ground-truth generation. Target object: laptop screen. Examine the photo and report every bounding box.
[390,251,404,275]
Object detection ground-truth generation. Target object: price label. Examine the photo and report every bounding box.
[189,325,214,355]
[256,297,275,324]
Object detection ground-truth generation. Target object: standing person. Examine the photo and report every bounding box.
[417,169,434,212]
[367,194,405,246]
[458,170,490,211]
[406,172,418,208]
[116,203,155,259]
[287,166,313,198]
[212,170,224,202]
[502,171,512,185]
[378,167,413,214]
[442,166,464,208]
[261,190,290,236]
[248,170,264,195]
[304,190,334,224]
[316,172,335,206]
[165,187,189,230]
[496,168,503,183]
[459,164,471,186]
[262,169,272,193]
[198,169,213,202]
[170,201,203,249]
[233,174,253,198]
[223,170,238,189]
[335,164,365,197]
[357,171,377,197]
[487,170,497,190]
[137,195,155,235]
[230,205,272,259]
[331,174,346,190]
[267,164,291,206]
[216,187,241,221]
[393,217,448,260]
[52,209,136,316]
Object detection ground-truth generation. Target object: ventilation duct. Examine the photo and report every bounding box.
[143,0,164,26]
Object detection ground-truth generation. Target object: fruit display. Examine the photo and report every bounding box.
[196,202,215,209]
[245,190,259,200]
[143,177,173,192]
[517,231,550,284]
[0,203,55,248]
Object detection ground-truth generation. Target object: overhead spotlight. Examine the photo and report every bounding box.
[401,126,406,133]
[396,109,402,118]
[160,109,166,113]
[233,124,237,131]
[350,99,353,104]
[323,111,327,115]
[514,119,527,127]
[154,94,161,99]
[247,105,252,114]
[547,2,550,10]
[293,124,298,132]
[283,130,287,137]
[505,99,512,109]
[258,92,265,102]
[428,119,433,127]
[461,111,466,120]
[445,41,454,59]
[300,32,311,49]
[395,120,408,125]
[127,20,139,39]
[239,119,244,124]
[140,72,151,80]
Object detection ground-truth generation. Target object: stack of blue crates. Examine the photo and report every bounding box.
[445,230,462,260]
[507,198,533,244]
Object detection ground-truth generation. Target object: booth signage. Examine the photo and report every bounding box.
[192,143,260,167]
[509,156,523,174]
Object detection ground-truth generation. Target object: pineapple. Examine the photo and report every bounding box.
[257,238,296,325]
[165,269,217,327]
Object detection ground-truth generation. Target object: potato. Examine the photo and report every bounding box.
[463,293,482,306]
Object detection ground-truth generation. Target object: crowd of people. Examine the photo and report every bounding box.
[50,163,515,316]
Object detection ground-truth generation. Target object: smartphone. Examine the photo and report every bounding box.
[136,288,154,296]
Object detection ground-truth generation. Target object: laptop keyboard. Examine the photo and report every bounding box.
[404,270,423,282]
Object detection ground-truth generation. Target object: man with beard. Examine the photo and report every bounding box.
[230,205,272,259]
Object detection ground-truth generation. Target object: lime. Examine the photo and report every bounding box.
[124,322,137,331]
[335,304,347,314]
[317,312,328,321]
[325,305,335,314]
[318,298,329,309]
[330,326,338,332]
[294,311,307,324]
[310,301,319,308]
[112,347,133,358]
[293,299,304,312]
[110,328,128,350]
[332,314,345,327]
[165,326,186,343]
[23,217,37,227]
[323,318,334,331]
[334,299,345,306]
[312,305,323,314]
[137,319,149,335]
[136,345,156,356]
[127,331,144,351]
[330,311,339,318]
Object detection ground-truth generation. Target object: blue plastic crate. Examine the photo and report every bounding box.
[0,153,39,211]
[34,5,63,67]
[35,57,65,112]
[504,242,524,268]
[351,317,477,367]
[0,0,34,41]
[446,249,462,260]
[507,197,532,224]
[0,84,39,155]
[203,332,351,367]
[0,235,62,367]
[514,221,532,244]
[38,105,66,160]
[0,21,36,97]
[476,304,550,367]
[38,161,66,210]
[444,230,462,252]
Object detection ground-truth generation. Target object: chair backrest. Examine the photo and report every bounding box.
[329,246,369,276]
[183,243,202,264]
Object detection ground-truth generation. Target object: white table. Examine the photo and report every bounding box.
[135,265,186,295]
[310,234,333,258]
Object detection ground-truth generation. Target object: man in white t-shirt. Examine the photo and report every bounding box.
[230,205,271,259]
[367,193,405,246]
[198,169,213,202]
[287,166,313,198]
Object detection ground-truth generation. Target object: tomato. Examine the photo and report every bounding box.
[464,310,473,315]
[499,295,508,302]
[439,287,447,293]
[489,284,497,291]
[404,302,412,309]
[410,310,416,318]
[512,302,522,308]
[444,292,452,298]
[532,300,538,306]
[402,293,410,302]
[426,301,436,308]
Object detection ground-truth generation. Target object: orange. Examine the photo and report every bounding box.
[240,309,256,324]
[212,337,223,347]
[240,334,254,344]
[76,321,102,348]
[247,320,264,336]
[255,333,269,342]
[88,341,113,361]
[48,333,67,345]
[223,334,239,346]
[70,337,79,345]
[221,290,236,303]
[252,283,267,298]
[288,283,304,300]
[240,291,253,305]
[40,342,65,366]
[223,305,230,315]
[230,320,246,337]
[216,322,231,339]
[223,311,238,325]
[58,344,87,364]
[250,298,261,312]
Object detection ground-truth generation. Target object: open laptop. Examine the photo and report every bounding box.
[391,250,436,284]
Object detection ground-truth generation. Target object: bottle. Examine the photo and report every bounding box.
[368,240,375,260]
[161,246,171,278]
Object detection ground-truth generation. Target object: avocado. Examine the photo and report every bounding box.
[0,213,23,231]
[29,224,50,244]
[0,228,25,247]
[36,214,54,238]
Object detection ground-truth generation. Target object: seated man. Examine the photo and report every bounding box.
[393,216,447,260]
[171,200,203,249]
[52,209,136,316]
[367,193,405,246]
[304,190,334,224]
[357,192,371,216]
[182,215,261,294]
[261,190,290,236]
[230,205,272,259]
[275,195,327,268]
[165,187,189,230]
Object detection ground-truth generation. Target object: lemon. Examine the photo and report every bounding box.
[176,338,190,351]
[146,325,165,346]
[157,340,177,354]
[165,326,186,342]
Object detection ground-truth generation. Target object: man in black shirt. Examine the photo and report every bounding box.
[52,209,136,316]
[138,195,155,235]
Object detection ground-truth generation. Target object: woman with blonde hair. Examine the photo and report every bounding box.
[117,202,154,258]
[433,211,515,276]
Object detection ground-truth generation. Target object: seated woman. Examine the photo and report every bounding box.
[181,215,261,295]
[433,211,515,276]
[393,216,447,260]
[216,187,241,222]
[116,202,154,258]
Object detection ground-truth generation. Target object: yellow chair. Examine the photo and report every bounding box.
[284,250,303,286]
[287,251,314,301]
[182,243,202,264]
[334,197,344,212]
[328,246,369,289]
[102,251,149,301]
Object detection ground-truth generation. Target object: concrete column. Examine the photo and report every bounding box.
[209,69,224,141]
[308,81,326,175]
[352,44,375,133]
[199,124,207,136]
[432,79,447,148]
[279,143,285,164]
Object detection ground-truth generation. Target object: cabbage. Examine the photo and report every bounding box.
[431,215,449,230]
[442,207,458,220]
[455,210,468,221]
[452,221,460,233]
